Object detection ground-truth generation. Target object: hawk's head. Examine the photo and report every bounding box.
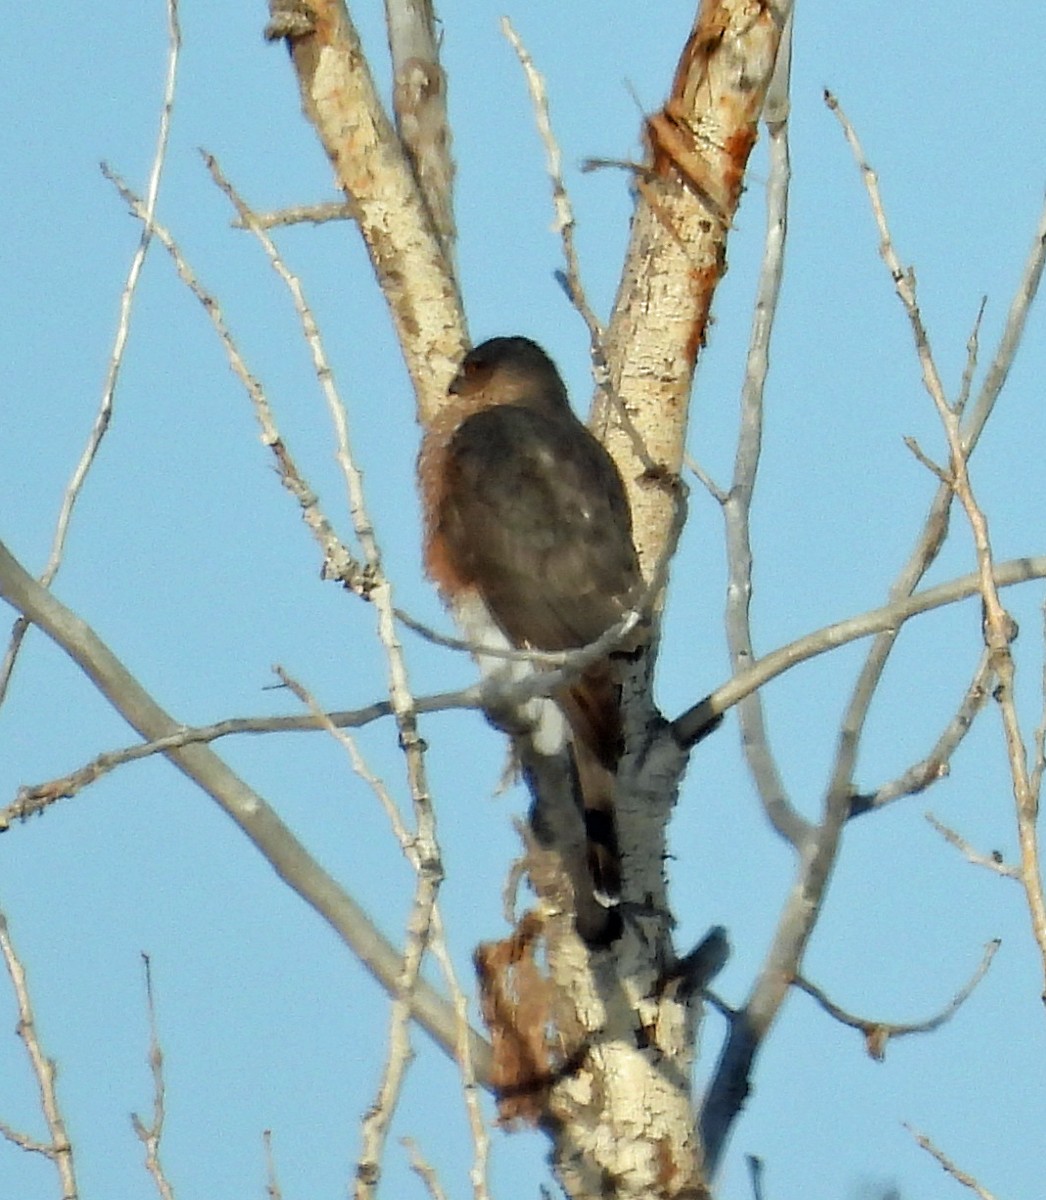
[448,336,571,415]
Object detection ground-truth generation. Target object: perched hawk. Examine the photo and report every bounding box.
[419,336,643,910]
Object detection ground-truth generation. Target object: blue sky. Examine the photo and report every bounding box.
[3,3,1046,1198]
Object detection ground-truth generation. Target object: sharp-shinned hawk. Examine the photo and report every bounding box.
[419,336,643,913]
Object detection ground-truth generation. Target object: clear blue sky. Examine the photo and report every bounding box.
[3,3,1046,1198]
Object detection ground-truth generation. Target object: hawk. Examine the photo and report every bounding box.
[419,336,643,913]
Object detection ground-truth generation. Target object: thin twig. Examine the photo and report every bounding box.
[924,814,1019,879]
[6,600,643,820]
[905,1125,998,1200]
[1032,597,1046,799]
[794,939,1000,1060]
[425,907,491,1200]
[233,200,353,229]
[962,194,1046,452]
[130,954,175,1200]
[402,1138,449,1200]
[701,989,738,1024]
[199,156,442,944]
[202,154,383,571]
[0,0,181,708]
[498,15,668,506]
[954,297,987,419]
[501,17,603,349]
[101,166,367,595]
[275,669,412,849]
[852,650,994,812]
[0,910,78,1199]
[263,1130,283,1200]
[745,1155,765,1200]
[358,860,436,1196]
[903,436,950,484]
[1,686,474,824]
[684,451,727,504]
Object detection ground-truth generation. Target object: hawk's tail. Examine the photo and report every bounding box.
[557,663,627,913]
[569,722,622,908]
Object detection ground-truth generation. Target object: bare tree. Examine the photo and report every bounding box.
[2,3,1045,1199]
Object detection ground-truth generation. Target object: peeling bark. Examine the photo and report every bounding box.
[598,0,786,582]
[266,0,466,417]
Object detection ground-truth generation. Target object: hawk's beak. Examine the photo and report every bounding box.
[448,371,464,395]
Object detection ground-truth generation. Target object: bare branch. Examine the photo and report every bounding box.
[12,554,1044,827]
[122,143,447,967]
[673,555,1046,746]
[6,599,644,822]
[131,161,472,1171]
[0,0,181,708]
[0,1124,52,1159]
[707,115,1046,1159]
[794,939,1000,1060]
[905,1126,998,1200]
[203,151,396,600]
[703,103,1046,1161]
[701,989,737,1025]
[828,89,1046,1000]
[0,910,78,1199]
[2,687,477,825]
[701,789,849,1173]
[925,814,1019,880]
[130,955,175,1200]
[719,16,805,847]
[0,538,491,1081]
[816,137,1046,874]
[384,0,456,259]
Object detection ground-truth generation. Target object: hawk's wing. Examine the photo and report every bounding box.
[438,403,641,653]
